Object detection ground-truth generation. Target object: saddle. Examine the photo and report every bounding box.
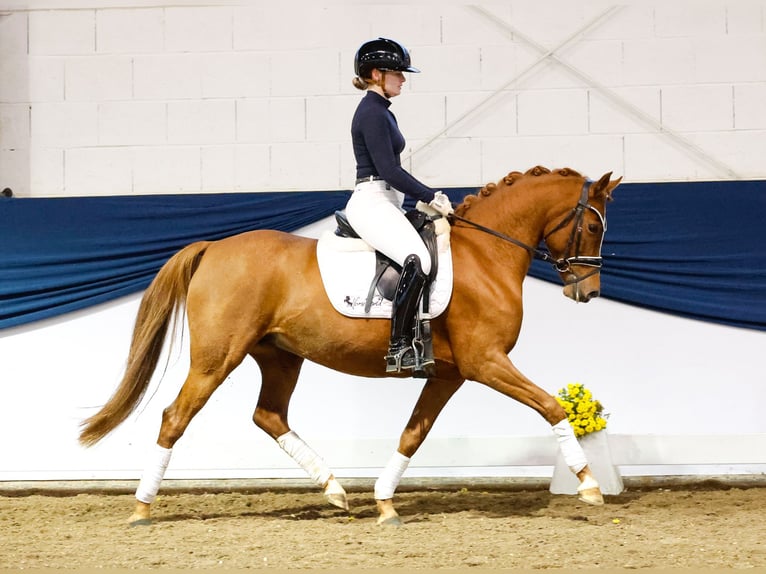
[333,209,440,313]
[332,208,442,378]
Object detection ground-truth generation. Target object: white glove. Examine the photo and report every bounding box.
[428,191,453,216]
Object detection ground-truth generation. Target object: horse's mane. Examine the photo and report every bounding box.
[454,166,583,216]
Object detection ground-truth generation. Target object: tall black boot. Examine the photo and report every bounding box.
[385,254,427,373]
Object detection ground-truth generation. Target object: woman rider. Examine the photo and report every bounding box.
[345,37,453,374]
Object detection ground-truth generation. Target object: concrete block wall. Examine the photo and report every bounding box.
[1,1,764,197]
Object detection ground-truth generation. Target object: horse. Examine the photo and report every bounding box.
[79,166,620,526]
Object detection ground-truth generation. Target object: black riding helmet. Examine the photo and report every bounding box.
[354,37,420,77]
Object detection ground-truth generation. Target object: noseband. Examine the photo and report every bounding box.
[448,179,606,286]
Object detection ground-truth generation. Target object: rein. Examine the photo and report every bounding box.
[447,179,605,283]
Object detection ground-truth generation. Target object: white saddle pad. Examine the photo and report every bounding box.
[316,226,454,319]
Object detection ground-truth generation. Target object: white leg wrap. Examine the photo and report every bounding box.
[135,444,172,504]
[374,451,411,500]
[552,419,588,474]
[276,431,332,487]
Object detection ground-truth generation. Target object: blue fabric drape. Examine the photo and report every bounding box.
[1,181,764,331]
[0,191,350,329]
[526,180,766,331]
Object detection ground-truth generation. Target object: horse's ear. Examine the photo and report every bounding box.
[593,172,621,202]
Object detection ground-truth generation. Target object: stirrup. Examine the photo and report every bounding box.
[385,344,416,373]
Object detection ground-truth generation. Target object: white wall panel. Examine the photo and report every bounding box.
[132,145,200,193]
[167,100,235,144]
[0,56,30,103]
[660,85,734,132]
[734,84,766,129]
[517,89,588,135]
[445,92,516,139]
[199,143,271,192]
[98,101,167,146]
[269,142,341,190]
[95,8,164,54]
[64,56,133,101]
[306,95,359,143]
[29,147,63,195]
[654,4,726,37]
[0,2,763,193]
[30,102,98,147]
[389,93,445,140]
[269,50,341,97]
[164,6,233,53]
[623,133,722,181]
[28,10,95,56]
[23,57,66,103]
[588,87,661,134]
[200,53,270,98]
[692,36,766,83]
[236,98,305,143]
[0,103,29,149]
[0,148,30,194]
[0,10,27,54]
[621,38,696,86]
[65,146,132,195]
[133,54,203,100]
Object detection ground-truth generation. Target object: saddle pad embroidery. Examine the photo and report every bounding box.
[316,231,454,319]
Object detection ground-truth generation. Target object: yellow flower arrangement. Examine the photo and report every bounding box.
[555,382,608,437]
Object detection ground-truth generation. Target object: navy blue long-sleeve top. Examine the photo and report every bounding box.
[351,91,436,204]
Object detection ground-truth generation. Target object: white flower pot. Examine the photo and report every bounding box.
[550,430,624,495]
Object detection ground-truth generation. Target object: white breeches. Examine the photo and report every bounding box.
[345,180,432,275]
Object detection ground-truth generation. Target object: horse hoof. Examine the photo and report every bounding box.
[377,515,403,527]
[578,487,604,506]
[325,492,350,511]
[128,517,153,527]
[323,478,350,511]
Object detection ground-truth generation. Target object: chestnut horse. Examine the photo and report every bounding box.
[80,166,620,526]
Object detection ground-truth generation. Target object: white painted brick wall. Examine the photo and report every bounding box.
[133,54,203,100]
[95,8,164,54]
[0,104,29,149]
[734,84,766,129]
[28,10,95,55]
[164,6,233,53]
[30,102,98,147]
[661,85,735,132]
[236,98,305,144]
[1,1,765,197]
[167,100,235,145]
[65,56,133,101]
[98,101,166,146]
[132,145,200,193]
[65,147,132,195]
[517,89,589,135]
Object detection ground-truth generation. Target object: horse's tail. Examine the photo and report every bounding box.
[79,241,210,447]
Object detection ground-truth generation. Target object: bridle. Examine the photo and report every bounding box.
[447,179,607,286]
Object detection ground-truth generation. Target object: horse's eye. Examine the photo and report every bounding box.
[588,223,601,233]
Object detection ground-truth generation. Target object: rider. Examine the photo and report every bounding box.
[345,37,454,374]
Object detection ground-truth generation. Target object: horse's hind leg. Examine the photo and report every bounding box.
[128,358,242,525]
[376,376,464,526]
[251,345,349,511]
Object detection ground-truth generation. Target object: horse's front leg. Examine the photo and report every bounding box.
[251,346,349,511]
[376,376,464,526]
[464,351,604,506]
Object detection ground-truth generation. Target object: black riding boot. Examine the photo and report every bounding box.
[385,254,427,373]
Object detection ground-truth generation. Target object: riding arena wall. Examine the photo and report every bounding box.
[1,1,764,485]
